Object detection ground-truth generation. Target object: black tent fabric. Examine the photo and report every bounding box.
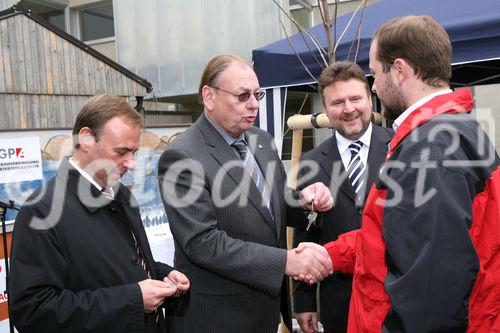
[253,0,500,88]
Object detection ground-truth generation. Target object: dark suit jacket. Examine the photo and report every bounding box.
[10,157,180,333]
[158,113,292,333]
[292,125,393,332]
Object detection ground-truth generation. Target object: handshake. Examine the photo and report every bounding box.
[285,242,333,284]
[284,181,334,284]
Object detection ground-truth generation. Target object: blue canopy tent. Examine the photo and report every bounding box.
[254,0,500,88]
[252,0,500,152]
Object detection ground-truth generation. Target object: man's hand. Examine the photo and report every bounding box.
[138,279,178,313]
[164,270,190,297]
[300,182,333,212]
[293,242,334,283]
[296,312,318,333]
[285,242,333,284]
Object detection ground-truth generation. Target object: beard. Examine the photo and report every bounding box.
[336,111,370,140]
[379,79,407,121]
[382,101,406,121]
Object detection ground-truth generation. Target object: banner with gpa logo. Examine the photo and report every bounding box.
[0,137,42,184]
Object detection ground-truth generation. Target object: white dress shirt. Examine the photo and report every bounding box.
[335,122,373,172]
[69,157,115,199]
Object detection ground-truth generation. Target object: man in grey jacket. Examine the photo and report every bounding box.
[158,54,333,333]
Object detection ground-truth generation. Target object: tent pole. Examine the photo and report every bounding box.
[279,127,303,333]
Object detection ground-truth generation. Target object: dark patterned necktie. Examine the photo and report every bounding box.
[131,231,150,278]
[232,140,272,211]
[347,140,366,194]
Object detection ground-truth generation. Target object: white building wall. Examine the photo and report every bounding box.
[114,0,289,98]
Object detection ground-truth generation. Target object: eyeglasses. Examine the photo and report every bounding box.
[211,86,266,102]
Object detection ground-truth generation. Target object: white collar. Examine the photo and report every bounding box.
[393,89,453,131]
[335,122,373,154]
[68,157,115,198]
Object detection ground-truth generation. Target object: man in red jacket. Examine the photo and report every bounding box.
[313,15,500,332]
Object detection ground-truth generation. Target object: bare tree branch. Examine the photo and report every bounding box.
[273,0,313,36]
[353,0,368,61]
[279,20,320,83]
[273,0,328,68]
[317,0,326,28]
[272,0,369,84]
[332,0,338,63]
[347,0,368,61]
[334,0,365,55]
[319,0,335,64]
[298,33,329,68]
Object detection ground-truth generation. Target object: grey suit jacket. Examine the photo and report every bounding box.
[292,124,393,332]
[158,114,292,333]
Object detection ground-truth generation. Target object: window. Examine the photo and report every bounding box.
[40,10,65,31]
[20,1,65,31]
[79,3,114,42]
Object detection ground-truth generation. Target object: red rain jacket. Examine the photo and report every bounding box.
[325,89,500,332]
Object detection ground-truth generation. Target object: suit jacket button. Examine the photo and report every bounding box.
[358,209,363,215]
[131,256,140,265]
[110,207,117,213]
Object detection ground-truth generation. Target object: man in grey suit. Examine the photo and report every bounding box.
[292,62,393,333]
[158,54,334,333]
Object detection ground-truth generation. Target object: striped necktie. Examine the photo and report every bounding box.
[131,231,150,278]
[347,140,366,195]
[232,139,272,212]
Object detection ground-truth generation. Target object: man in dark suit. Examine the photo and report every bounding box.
[157,54,334,333]
[292,62,393,333]
[10,94,189,333]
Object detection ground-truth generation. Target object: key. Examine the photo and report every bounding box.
[306,210,317,231]
[306,193,317,231]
